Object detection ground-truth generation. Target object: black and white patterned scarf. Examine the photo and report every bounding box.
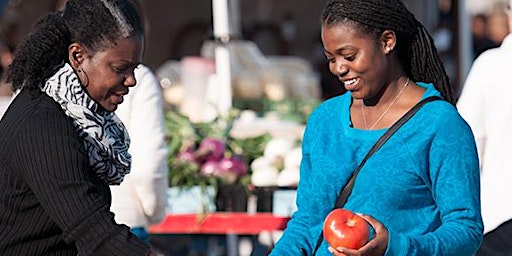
[42,63,131,185]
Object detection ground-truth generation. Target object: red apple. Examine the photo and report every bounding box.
[323,208,370,250]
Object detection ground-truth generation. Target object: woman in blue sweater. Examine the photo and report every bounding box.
[270,0,483,255]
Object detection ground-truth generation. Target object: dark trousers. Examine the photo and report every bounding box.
[476,219,512,256]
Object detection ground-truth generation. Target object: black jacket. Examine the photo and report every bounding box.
[0,89,149,256]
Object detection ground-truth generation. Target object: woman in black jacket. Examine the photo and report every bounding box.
[0,0,159,255]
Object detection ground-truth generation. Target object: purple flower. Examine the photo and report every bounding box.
[197,137,226,161]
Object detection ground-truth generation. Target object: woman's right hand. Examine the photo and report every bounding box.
[328,214,388,256]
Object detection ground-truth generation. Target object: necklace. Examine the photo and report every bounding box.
[361,78,410,130]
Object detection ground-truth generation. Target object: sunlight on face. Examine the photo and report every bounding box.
[321,23,387,100]
[81,35,144,112]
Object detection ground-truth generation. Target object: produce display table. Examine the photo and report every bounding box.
[149,213,291,255]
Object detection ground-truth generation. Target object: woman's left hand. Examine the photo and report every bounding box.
[328,214,388,256]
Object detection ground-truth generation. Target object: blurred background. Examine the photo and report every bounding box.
[0,0,509,102]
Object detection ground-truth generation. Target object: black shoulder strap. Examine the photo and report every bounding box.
[311,96,442,255]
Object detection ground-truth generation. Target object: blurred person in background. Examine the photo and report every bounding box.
[0,37,14,96]
[0,4,19,118]
[471,14,499,59]
[457,1,512,255]
[0,38,13,119]
[486,9,509,46]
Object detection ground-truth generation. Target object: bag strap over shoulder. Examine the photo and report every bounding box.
[310,95,443,256]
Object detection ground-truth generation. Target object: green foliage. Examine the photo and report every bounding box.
[165,109,272,189]
[227,134,272,167]
[233,98,320,124]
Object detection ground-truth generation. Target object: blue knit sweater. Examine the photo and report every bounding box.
[270,83,483,255]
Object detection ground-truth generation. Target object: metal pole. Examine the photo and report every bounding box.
[457,0,473,97]
[226,233,239,256]
[229,0,242,39]
[211,0,233,117]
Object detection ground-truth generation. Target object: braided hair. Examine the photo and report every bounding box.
[321,0,454,105]
[7,0,143,92]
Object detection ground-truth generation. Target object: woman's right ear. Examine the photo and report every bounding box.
[68,43,84,69]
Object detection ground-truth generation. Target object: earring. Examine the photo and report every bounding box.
[385,47,391,53]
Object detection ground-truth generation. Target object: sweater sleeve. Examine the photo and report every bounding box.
[385,109,483,256]
[17,107,151,256]
[270,108,322,256]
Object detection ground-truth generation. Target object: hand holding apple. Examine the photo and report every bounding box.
[322,208,370,250]
[327,213,389,256]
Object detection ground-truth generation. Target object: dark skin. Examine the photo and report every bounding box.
[321,22,425,131]
[68,35,143,112]
[321,22,425,255]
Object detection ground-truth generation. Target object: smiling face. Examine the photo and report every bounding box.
[321,22,392,100]
[69,35,144,112]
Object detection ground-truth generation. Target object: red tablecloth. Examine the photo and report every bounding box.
[149,213,291,235]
